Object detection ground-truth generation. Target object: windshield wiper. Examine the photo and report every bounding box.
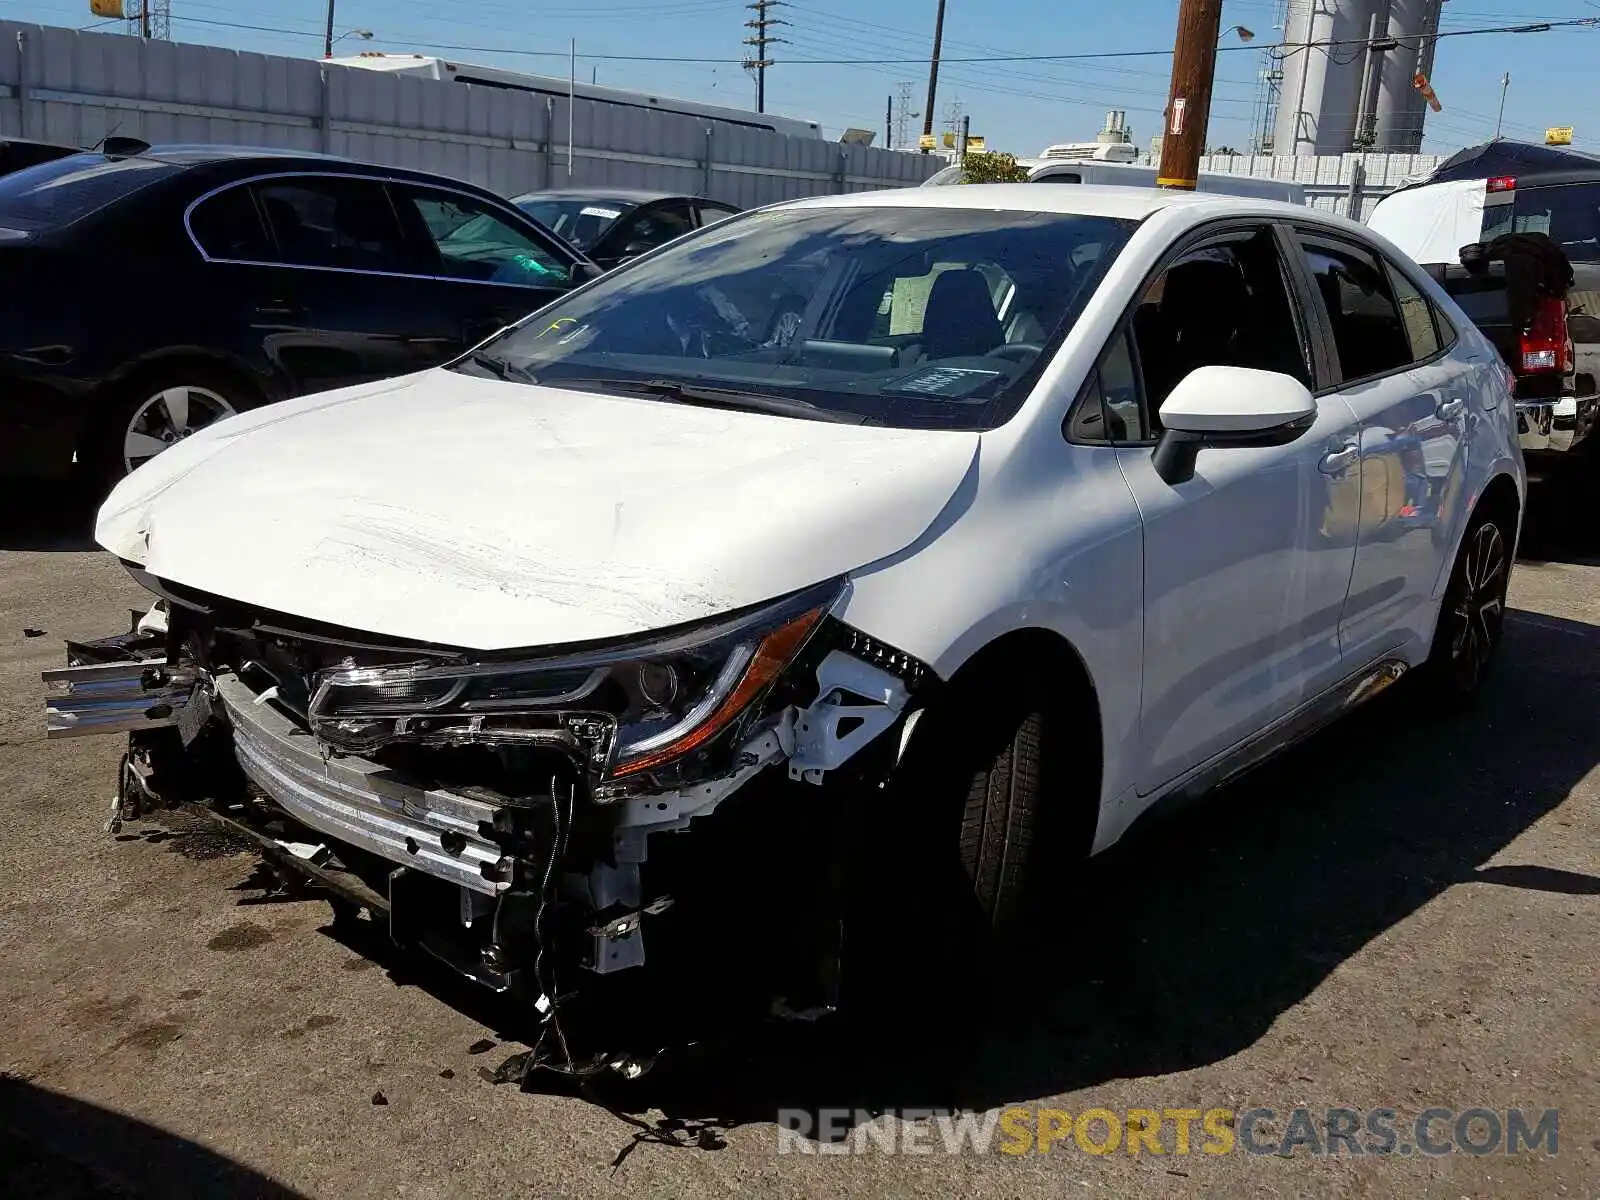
[457,351,538,385]
[550,377,864,424]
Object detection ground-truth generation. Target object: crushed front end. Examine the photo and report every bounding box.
[44,572,930,1079]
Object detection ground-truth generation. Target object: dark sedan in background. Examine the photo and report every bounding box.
[513,189,740,270]
[1,142,595,484]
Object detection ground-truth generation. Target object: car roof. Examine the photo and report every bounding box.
[514,188,688,205]
[776,182,1321,224]
[85,145,518,193]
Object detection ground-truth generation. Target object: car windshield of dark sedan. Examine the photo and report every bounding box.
[515,197,629,250]
[0,153,181,230]
[460,205,1136,431]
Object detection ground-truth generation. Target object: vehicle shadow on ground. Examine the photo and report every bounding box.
[590,605,1600,1146]
[0,480,100,553]
[1519,450,1600,564]
[0,1075,309,1198]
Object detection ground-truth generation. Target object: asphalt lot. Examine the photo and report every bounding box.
[1,468,1597,1199]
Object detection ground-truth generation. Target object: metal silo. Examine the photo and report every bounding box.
[1274,0,1378,155]
[1272,0,1442,156]
[1372,0,1444,152]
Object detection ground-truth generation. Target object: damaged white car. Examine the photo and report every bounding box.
[46,185,1523,1078]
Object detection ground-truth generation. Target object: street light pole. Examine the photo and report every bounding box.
[1494,72,1510,139]
[323,0,335,59]
[1158,0,1224,188]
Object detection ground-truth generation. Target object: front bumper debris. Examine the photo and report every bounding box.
[217,671,512,897]
[42,595,930,1079]
[44,658,197,739]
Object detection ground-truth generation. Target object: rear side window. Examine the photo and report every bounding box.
[0,153,180,230]
[188,185,274,261]
[1481,181,1600,262]
[255,177,413,272]
[1384,262,1442,360]
[1298,238,1412,383]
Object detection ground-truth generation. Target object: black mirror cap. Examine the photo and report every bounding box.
[1151,412,1316,486]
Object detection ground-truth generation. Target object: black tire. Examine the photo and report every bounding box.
[84,364,260,493]
[842,673,1075,1020]
[1423,506,1512,702]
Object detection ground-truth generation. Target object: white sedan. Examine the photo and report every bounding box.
[60,184,1521,1075]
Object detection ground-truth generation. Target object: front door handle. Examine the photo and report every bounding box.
[1318,443,1360,475]
[1436,397,1466,420]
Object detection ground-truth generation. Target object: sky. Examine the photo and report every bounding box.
[8,0,1600,158]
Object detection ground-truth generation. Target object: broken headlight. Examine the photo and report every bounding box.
[307,579,843,778]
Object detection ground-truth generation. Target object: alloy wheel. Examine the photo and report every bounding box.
[122,385,237,475]
[1448,520,1508,690]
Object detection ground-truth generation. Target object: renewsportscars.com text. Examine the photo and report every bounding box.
[775,1106,1560,1157]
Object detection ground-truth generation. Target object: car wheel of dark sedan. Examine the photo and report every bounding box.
[90,369,253,484]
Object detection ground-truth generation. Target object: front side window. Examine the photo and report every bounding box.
[1131,229,1310,430]
[456,206,1136,431]
[1298,238,1412,383]
[255,178,412,272]
[612,203,695,256]
[394,186,572,288]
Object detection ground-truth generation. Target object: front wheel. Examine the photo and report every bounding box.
[1424,508,1512,700]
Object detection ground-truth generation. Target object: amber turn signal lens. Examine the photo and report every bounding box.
[610,605,823,778]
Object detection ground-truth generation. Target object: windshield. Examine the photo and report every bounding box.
[458,205,1136,431]
[0,153,180,230]
[515,197,632,250]
[1481,181,1600,262]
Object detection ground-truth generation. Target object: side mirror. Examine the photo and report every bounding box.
[620,241,653,260]
[1151,365,1316,485]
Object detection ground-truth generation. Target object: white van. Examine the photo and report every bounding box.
[921,157,1307,205]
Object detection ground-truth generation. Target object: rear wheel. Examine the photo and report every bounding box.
[1425,507,1512,700]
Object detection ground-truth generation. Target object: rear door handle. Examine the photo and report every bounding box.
[1318,443,1360,475]
[254,300,305,320]
[1436,397,1466,420]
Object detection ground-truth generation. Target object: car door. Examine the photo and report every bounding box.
[248,174,461,394]
[387,182,580,350]
[592,199,696,269]
[1103,224,1364,794]
[1291,231,1470,662]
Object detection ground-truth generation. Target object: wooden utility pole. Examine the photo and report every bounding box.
[1157,0,1223,189]
[921,0,947,151]
[743,0,786,115]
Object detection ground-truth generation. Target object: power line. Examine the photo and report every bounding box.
[166,12,1600,65]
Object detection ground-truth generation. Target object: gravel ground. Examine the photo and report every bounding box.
[0,475,1596,1199]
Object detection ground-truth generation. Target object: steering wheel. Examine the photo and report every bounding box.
[985,342,1044,362]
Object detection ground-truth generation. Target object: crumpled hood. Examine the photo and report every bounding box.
[97,370,980,650]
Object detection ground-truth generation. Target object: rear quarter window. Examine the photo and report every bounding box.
[0,154,180,230]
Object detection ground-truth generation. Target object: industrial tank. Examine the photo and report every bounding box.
[1273,0,1444,156]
